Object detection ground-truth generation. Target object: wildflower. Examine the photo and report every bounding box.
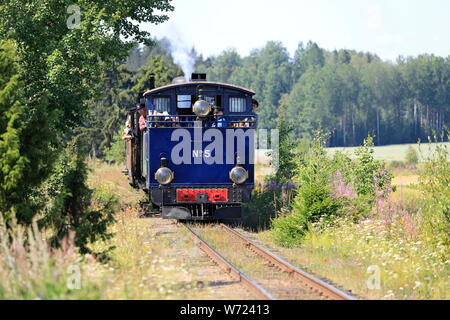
[413,281,423,290]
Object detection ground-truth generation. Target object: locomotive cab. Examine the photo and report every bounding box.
[125,73,257,221]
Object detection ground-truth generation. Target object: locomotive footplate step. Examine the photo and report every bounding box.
[162,206,191,220]
[162,206,242,220]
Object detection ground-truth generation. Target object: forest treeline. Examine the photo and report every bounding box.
[86,38,449,157]
[194,41,449,147]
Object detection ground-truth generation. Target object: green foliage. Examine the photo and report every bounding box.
[243,190,276,230]
[40,141,118,255]
[243,120,299,229]
[0,0,173,223]
[271,131,341,246]
[268,118,298,185]
[405,145,419,164]
[0,42,22,216]
[75,64,134,159]
[271,132,394,247]
[0,41,53,224]
[77,52,182,159]
[419,130,450,245]
[353,136,393,216]
[354,136,380,196]
[105,130,126,164]
[131,54,183,97]
[271,211,309,248]
[388,160,405,170]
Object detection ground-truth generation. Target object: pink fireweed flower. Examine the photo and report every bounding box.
[330,171,356,199]
[371,184,419,240]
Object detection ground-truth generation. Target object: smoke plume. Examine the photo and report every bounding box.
[165,24,195,81]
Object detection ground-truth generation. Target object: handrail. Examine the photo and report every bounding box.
[146,114,258,129]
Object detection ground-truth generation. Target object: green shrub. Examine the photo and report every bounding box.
[105,130,126,164]
[244,120,299,230]
[388,160,405,170]
[40,140,118,255]
[271,211,309,247]
[405,146,419,164]
[419,131,449,246]
[271,130,341,245]
[243,189,276,230]
[354,136,378,196]
[271,133,394,247]
[354,136,393,214]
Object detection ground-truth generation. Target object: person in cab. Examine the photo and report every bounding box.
[213,106,227,128]
[138,103,147,132]
[122,115,132,141]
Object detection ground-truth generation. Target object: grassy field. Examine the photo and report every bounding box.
[326,142,449,162]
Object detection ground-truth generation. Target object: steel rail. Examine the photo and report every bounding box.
[220,224,355,300]
[180,222,275,300]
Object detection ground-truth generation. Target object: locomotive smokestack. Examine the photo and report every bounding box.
[191,73,207,81]
[149,74,155,90]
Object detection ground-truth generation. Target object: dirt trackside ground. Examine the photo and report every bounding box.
[89,208,258,300]
[144,217,258,300]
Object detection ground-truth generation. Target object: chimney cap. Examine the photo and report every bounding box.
[191,73,207,81]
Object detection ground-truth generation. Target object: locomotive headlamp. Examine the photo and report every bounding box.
[155,167,174,185]
[193,100,211,118]
[229,166,248,185]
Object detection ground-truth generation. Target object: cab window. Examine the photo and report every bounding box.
[177,95,191,109]
[229,97,246,113]
[153,97,170,113]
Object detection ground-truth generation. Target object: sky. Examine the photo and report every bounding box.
[143,0,450,62]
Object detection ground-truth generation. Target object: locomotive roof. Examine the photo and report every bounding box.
[143,81,256,96]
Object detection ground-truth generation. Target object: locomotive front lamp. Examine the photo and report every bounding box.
[192,100,211,118]
[229,166,248,185]
[155,167,174,185]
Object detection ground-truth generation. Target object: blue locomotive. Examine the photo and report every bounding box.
[125,73,257,220]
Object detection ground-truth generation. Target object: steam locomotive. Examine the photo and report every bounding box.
[124,73,257,220]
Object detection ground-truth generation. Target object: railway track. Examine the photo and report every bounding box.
[180,222,355,300]
[181,223,275,300]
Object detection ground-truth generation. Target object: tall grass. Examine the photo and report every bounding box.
[0,213,105,299]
